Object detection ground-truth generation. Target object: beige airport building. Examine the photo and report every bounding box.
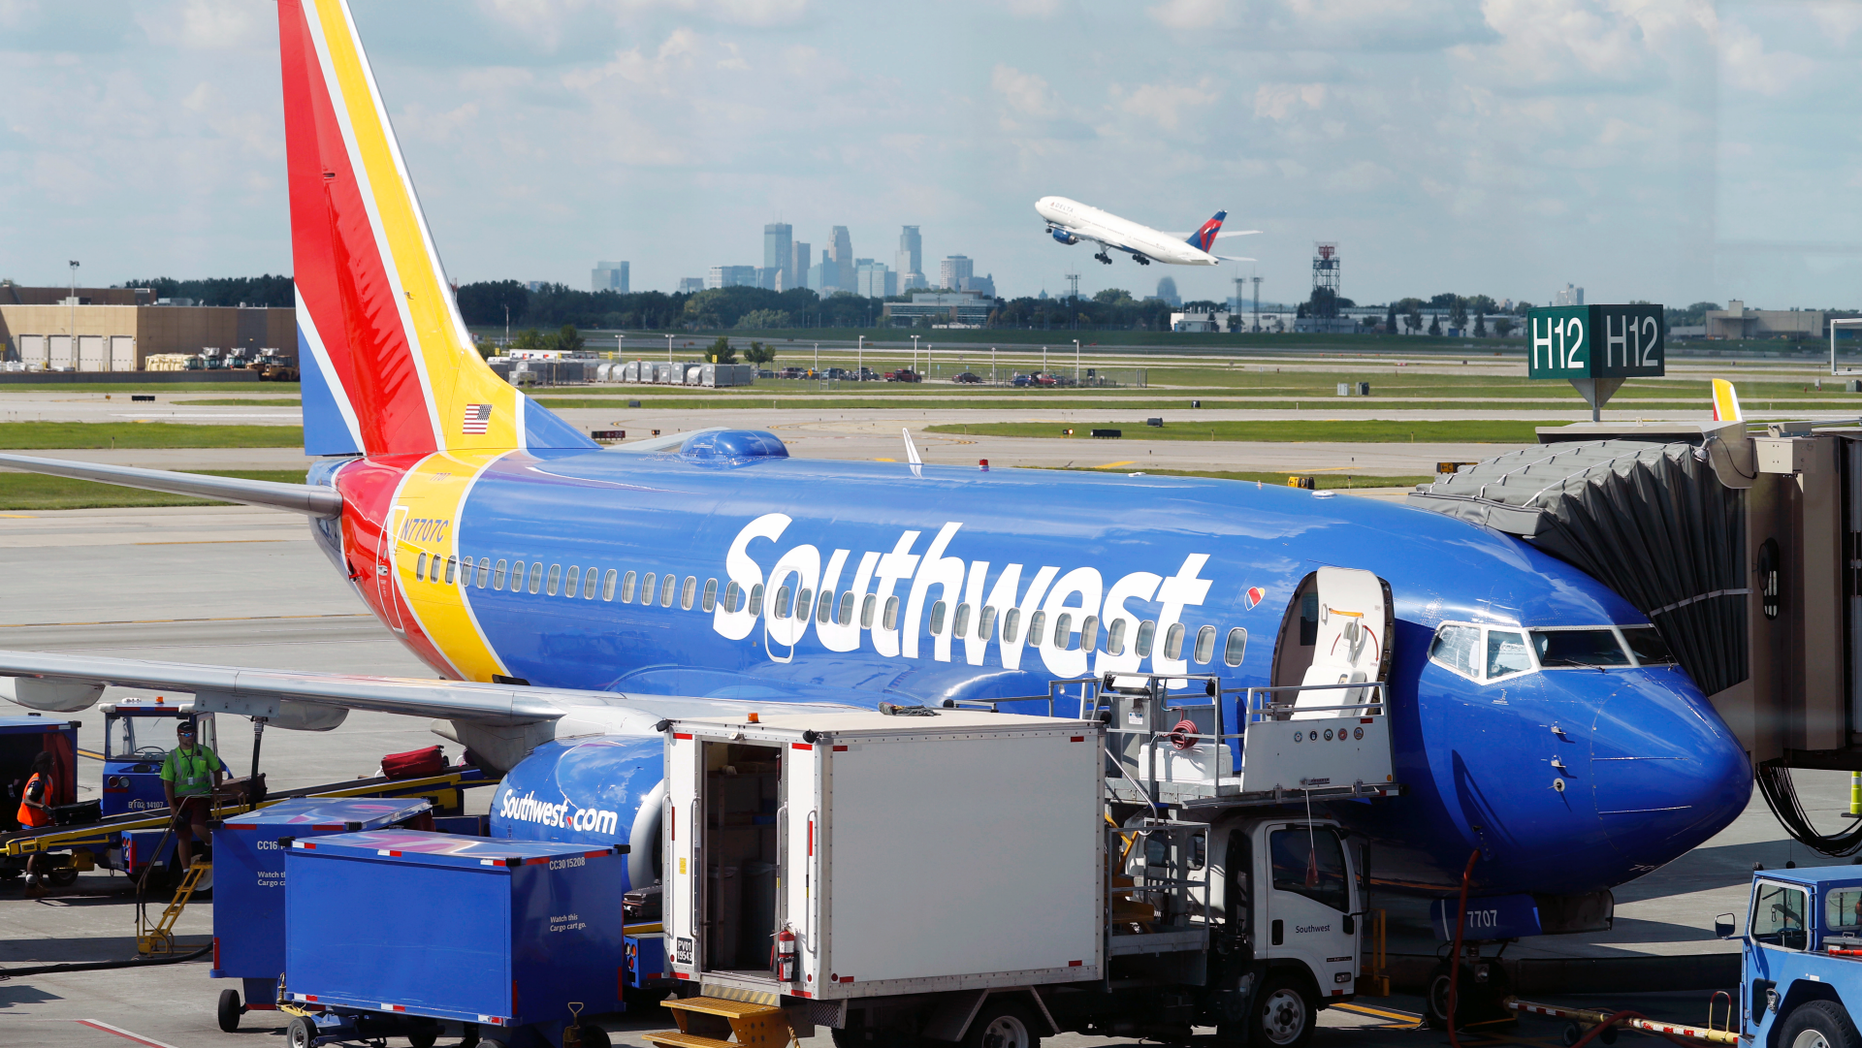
[0,283,293,371]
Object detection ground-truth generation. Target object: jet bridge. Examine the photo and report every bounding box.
[1408,419,1862,853]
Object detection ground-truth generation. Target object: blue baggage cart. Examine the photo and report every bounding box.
[209,797,433,1032]
[283,829,628,1048]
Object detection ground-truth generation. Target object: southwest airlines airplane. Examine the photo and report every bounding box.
[1036,195,1257,266]
[0,0,1748,906]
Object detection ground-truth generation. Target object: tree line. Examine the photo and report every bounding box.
[116,275,294,308]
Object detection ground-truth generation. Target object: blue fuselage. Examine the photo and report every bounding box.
[333,439,1751,897]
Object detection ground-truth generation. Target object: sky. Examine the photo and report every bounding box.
[2,0,1859,311]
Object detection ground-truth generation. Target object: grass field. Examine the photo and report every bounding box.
[0,423,303,449]
[0,381,299,393]
[1052,465,1435,489]
[927,419,1547,443]
[172,398,303,406]
[0,469,308,510]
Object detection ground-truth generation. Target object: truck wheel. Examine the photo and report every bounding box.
[285,1016,318,1048]
[217,989,242,1032]
[1252,976,1315,1048]
[406,1026,438,1048]
[575,1026,611,1048]
[1781,1001,1862,1048]
[48,867,78,888]
[963,1001,1040,1048]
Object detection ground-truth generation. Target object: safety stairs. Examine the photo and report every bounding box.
[137,860,210,955]
[647,994,791,1048]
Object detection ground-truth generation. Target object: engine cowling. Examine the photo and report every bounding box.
[489,734,664,891]
[1051,228,1078,245]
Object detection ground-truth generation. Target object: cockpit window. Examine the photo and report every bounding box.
[1621,627,1676,666]
[1486,630,1532,678]
[1531,629,1631,668]
[1429,625,1481,679]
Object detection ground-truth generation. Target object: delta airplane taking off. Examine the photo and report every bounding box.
[0,0,1749,912]
[1036,195,1258,266]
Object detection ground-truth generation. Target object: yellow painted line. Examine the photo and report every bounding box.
[1334,1002,1423,1024]
[1097,460,1135,468]
[0,514,36,519]
[78,749,104,761]
[874,457,897,462]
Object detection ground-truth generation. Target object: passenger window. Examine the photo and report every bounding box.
[1194,625,1216,664]
[1486,630,1531,678]
[1163,622,1186,661]
[1530,629,1629,668]
[1053,612,1072,650]
[723,580,742,613]
[1829,889,1862,934]
[564,566,579,598]
[953,602,972,638]
[1027,610,1048,648]
[660,576,675,607]
[584,570,598,600]
[1270,828,1349,913]
[681,576,696,610]
[1223,627,1247,667]
[860,594,877,628]
[640,573,657,606]
[1428,624,1480,679]
[883,595,900,630]
[476,560,490,589]
[837,592,854,626]
[493,559,508,590]
[702,578,718,612]
[416,552,428,579]
[930,600,948,635]
[1003,608,1022,645]
[817,589,834,623]
[602,569,617,601]
[796,588,813,621]
[1753,883,1809,950]
[748,583,764,616]
[546,564,562,596]
[1081,615,1099,653]
[527,563,542,594]
[977,605,997,641]
[1106,618,1127,656]
[1135,620,1156,658]
[445,556,457,585]
[1622,627,1676,666]
[774,585,793,620]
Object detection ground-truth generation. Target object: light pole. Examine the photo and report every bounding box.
[1073,338,1080,383]
[911,334,920,374]
[665,334,673,363]
[991,346,997,385]
[813,342,819,372]
[68,260,78,366]
[503,303,510,348]
[858,335,865,379]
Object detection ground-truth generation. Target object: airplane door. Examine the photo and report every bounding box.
[1270,567,1392,718]
[376,507,407,633]
[1260,823,1358,1000]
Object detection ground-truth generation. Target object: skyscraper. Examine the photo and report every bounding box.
[897,226,922,288]
[1155,276,1180,307]
[763,224,792,288]
[939,255,974,291]
[830,227,855,293]
[592,261,629,294]
[791,242,811,290]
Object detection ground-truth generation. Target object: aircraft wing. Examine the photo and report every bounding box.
[0,452,340,518]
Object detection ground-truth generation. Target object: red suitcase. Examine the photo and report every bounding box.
[380,745,445,780]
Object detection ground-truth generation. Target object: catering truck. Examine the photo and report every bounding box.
[656,671,1399,1048]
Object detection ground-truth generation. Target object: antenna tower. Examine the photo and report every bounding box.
[1311,243,1340,319]
[1251,275,1263,333]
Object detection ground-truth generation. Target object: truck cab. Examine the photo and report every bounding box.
[101,698,223,817]
[1733,867,1862,1048]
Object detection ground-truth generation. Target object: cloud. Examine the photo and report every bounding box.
[1149,0,1496,51]
[1253,82,1326,120]
[992,64,1060,119]
[134,0,266,50]
[1116,79,1220,130]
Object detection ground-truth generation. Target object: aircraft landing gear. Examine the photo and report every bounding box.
[1134,254,1151,265]
[1094,252,1112,265]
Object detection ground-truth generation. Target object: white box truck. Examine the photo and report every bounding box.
[662,699,1380,1048]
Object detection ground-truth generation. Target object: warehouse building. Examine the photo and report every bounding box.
[0,283,293,371]
[1704,300,1862,340]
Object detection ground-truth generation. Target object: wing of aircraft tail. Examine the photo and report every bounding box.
[0,453,341,517]
[279,0,593,458]
[1712,378,1744,423]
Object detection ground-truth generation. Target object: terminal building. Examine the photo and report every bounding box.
[0,283,292,372]
[879,290,994,328]
[1704,300,1861,340]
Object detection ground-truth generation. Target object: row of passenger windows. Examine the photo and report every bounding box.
[407,550,1248,666]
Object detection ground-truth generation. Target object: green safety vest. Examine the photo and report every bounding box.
[161,745,217,797]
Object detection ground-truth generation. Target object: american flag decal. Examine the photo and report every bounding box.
[462,404,491,434]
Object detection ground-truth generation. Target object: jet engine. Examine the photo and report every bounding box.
[1050,228,1079,245]
[489,734,665,891]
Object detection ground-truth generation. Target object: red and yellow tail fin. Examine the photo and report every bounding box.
[1710,378,1743,424]
[278,0,592,457]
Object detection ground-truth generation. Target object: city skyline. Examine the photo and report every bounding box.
[3,2,1858,311]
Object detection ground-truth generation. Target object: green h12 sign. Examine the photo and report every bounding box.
[1527,304,1664,379]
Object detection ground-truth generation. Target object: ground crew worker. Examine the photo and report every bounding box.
[16,752,54,893]
[161,720,220,869]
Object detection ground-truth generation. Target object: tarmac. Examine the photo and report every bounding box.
[0,505,1847,1048]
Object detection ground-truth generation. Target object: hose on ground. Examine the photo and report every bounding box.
[0,942,211,981]
[1445,848,1481,1048]
[1756,759,1862,857]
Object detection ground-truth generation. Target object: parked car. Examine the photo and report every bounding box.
[1032,372,1058,387]
[952,372,982,384]
[825,367,850,380]
[886,369,922,383]
[779,366,806,379]
[756,369,776,379]
[1011,374,1033,387]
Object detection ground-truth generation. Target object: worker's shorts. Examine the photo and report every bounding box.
[172,796,211,837]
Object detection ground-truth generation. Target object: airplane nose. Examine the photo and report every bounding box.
[1586,670,1751,871]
